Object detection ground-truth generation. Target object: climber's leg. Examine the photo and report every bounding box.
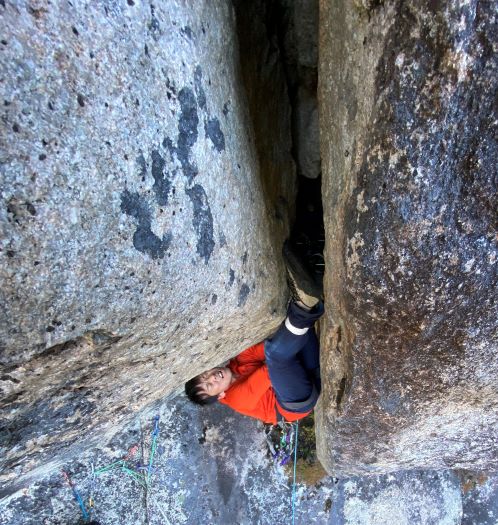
[264,301,323,408]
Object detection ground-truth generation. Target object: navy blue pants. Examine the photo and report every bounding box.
[264,302,324,414]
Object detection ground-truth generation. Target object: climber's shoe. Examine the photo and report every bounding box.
[283,239,323,309]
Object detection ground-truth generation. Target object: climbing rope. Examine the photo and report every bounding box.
[291,420,299,525]
[88,463,96,520]
[94,415,160,488]
[147,415,160,484]
[61,415,160,522]
[61,469,89,522]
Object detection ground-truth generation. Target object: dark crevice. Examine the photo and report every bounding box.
[289,175,325,288]
[233,0,296,245]
[233,0,324,280]
[335,376,347,408]
[270,0,324,279]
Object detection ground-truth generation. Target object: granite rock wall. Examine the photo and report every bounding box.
[232,0,297,236]
[0,0,294,495]
[1,393,497,524]
[317,0,498,476]
[2,0,497,503]
[277,0,320,180]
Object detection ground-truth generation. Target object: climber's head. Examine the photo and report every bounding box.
[185,366,234,405]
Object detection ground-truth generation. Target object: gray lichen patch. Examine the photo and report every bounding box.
[120,189,173,260]
[185,184,215,264]
[150,149,172,206]
[237,283,251,307]
[205,117,226,152]
[176,86,200,182]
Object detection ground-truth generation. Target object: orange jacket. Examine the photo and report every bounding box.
[219,342,311,424]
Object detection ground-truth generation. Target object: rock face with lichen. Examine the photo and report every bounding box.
[2,0,497,505]
[317,0,497,476]
[0,0,294,495]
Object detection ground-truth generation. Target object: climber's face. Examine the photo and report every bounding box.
[198,366,233,399]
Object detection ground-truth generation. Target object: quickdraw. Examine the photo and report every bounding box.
[265,420,297,466]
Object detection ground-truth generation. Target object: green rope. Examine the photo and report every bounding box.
[78,414,159,519]
[291,421,299,525]
[121,466,147,488]
[94,460,125,475]
[147,438,157,484]
[94,457,148,488]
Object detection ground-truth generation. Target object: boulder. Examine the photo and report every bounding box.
[317,0,497,475]
[0,0,292,494]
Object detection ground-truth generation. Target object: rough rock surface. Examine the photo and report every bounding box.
[318,0,497,475]
[277,0,321,180]
[0,0,292,494]
[232,0,297,233]
[1,393,497,525]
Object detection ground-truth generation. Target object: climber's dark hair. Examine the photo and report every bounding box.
[185,374,219,406]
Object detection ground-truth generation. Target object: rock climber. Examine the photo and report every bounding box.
[185,242,324,424]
